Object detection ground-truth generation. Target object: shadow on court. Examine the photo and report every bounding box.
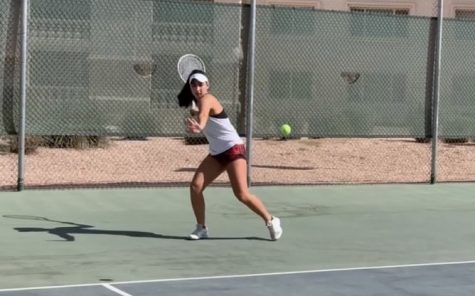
[3,215,269,242]
[2,184,475,294]
[176,165,316,172]
[252,164,315,170]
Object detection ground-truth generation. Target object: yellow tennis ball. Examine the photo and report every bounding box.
[280,124,291,137]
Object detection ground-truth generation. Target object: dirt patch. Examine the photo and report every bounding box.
[1,137,474,189]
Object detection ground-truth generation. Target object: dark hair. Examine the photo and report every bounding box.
[177,69,206,108]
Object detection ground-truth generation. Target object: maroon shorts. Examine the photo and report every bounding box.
[211,144,246,166]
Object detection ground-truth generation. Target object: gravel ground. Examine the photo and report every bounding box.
[1,136,475,189]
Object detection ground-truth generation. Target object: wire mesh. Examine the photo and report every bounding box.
[250,5,433,184]
[437,8,475,182]
[254,7,432,138]
[22,0,243,188]
[0,0,21,190]
[1,0,475,189]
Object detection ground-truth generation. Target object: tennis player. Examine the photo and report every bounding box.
[177,70,283,241]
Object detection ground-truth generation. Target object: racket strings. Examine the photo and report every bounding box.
[177,54,206,82]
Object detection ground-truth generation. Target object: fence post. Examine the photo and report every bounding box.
[245,0,256,187]
[17,0,29,191]
[430,0,444,184]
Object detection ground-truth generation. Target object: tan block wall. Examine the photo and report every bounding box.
[215,0,475,17]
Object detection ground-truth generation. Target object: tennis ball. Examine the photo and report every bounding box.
[280,124,291,137]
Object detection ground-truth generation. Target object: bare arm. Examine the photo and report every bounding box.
[196,94,213,130]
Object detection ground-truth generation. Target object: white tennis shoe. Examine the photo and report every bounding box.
[188,224,208,240]
[267,216,283,241]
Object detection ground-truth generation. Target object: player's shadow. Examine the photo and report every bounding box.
[177,165,315,172]
[252,164,315,170]
[6,216,269,242]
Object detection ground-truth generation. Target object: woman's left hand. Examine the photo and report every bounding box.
[186,117,201,133]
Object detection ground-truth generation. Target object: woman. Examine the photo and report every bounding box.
[177,70,282,241]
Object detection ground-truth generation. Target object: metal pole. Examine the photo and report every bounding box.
[245,0,256,187]
[17,0,29,191]
[430,0,443,184]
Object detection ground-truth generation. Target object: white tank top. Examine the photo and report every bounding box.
[202,111,243,155]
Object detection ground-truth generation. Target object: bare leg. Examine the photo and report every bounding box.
[190,155,225,225]
[226,158,272,223]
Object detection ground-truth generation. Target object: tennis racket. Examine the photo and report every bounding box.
[177,54,206,82]
[3,214,52,221]
[3,214,87,227]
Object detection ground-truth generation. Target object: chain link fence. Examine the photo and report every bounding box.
[437,9,475,182]
[0,0,21,190]
[1,0,475,189]
[252,5,434,184]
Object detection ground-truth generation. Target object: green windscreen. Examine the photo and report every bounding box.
[25,0,242,136]
[0,0,21,135]
[2,1,475,138]
[438,18,475,138]
[253,7,432,137]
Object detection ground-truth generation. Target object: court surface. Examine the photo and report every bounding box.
[1,183,475,295]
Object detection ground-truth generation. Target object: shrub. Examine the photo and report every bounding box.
[8,136,46,154]
[42,136,110,149]
[8,135,110,153]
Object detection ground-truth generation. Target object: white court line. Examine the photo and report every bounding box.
[102,284,134,296]
[2,260,475,293]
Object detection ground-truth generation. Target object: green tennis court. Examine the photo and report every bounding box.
[1,183,475,295]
